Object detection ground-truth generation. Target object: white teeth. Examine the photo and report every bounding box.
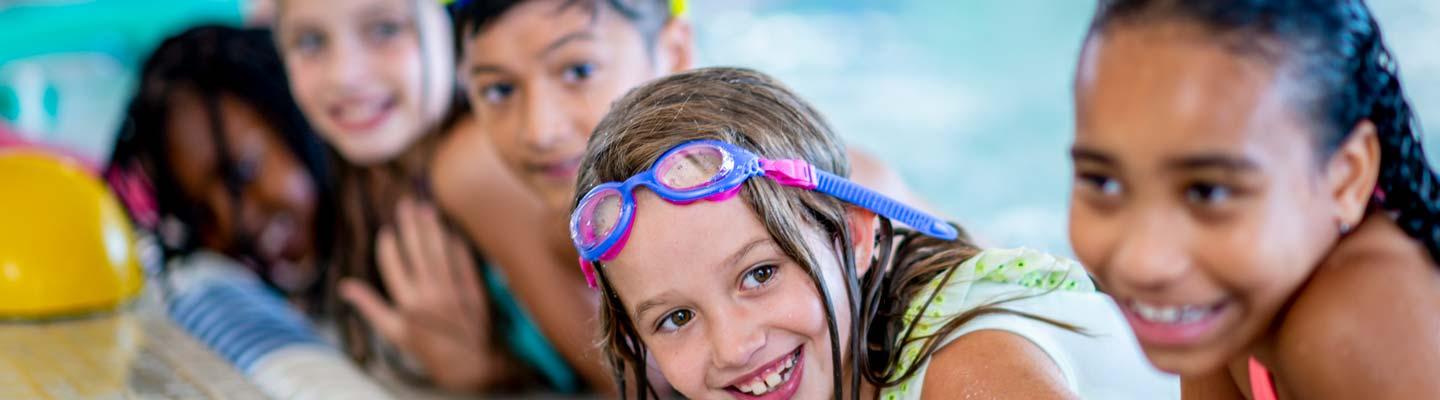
[735,352,799,395]
[336,100,385,125]
[750,381,769,395]
[1130,301,1216,324]
[764,371,782,387]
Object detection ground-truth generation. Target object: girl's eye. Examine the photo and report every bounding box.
[366,19,403,42]
[740,264,778,290]
[562,62,595,83]
[231,158,260,184]
[1185,182,1232,205]
[657,309,694,332]
[1077,172,1123,196]
[293,31,325,55]
[481,82,515,104]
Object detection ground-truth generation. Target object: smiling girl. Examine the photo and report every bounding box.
[273,0,572,391]
[572,67,1175,399]
[1068,0,1440,398]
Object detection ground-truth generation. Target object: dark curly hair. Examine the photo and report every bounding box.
[106,25,334,294]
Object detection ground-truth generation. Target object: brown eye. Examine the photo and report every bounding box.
[1077,172,1122,196]
[657,309,694,332]
[1185,182,1232,205]
[741,264,777,290]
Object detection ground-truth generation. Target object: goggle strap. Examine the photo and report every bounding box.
[579,257,599,290]
[759,159,818,189]
[812,169,959,240]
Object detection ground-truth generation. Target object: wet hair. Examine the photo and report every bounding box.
[1088,0,1440,263]
[106,25,334,293]
[450,0,672,54]
[574,67,1076,399]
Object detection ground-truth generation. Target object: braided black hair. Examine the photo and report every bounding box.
[106,25,335,293]
[1090,0,1440,264]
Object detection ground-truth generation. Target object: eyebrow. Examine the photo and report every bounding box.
[467,31,595,79]
[1070,146,1115,165]
[1165,154,1260,172]
[631,237,776,320]
[1072,145,1260,174]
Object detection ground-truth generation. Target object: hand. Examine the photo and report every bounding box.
[339,197,502,390]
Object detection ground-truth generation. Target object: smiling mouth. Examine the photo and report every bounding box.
[727,347,803,398]
[327,96,397,133]
[1120,298,1232,346]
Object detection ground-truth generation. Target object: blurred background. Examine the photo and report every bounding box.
[1,0,1436,256]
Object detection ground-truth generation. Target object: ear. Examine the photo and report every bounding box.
[845,206,880,276]
[652,17,694,74]
[1324,120,1382,229]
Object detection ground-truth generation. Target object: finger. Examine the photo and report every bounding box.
[445,233,488,341]
[375,228,414,306]
[413,199,452,290]
[448,232,486,317]
[339,279,405,344]
[395,197,438,292]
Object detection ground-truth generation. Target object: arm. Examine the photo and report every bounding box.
[431,127,615,394]
[1273,215,1440,399]
[920,330,1075,400]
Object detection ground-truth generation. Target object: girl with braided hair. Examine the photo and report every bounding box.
[1068,0,1440,398]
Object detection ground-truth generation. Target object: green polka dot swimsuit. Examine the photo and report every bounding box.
[876,248,1179,399]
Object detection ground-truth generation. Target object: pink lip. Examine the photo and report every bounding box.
[725,347,804,400]
[533,157,582,180]
[327,97,395,134]
[1121,301,1230,347]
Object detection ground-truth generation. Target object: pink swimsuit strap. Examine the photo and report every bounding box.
[1249,357,1278,400]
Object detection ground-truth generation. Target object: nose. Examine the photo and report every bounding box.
[1106,209,1193,293]
[519,84,568,153]
[707,306,766,370]
[321,37,369,92]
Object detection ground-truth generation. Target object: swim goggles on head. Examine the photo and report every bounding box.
[570,139,956,288]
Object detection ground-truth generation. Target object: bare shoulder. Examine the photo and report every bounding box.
[919,330,1075,400]
[1274,215,1440,399]
[431,119,544,230]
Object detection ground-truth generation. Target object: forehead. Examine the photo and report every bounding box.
[165,91,281,173]
[279,0,409,27]
[1074,24,1314,160]
[605,191,773,300]
[464,0,638,63]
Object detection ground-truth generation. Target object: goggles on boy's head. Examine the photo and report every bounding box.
[570,139,957,289]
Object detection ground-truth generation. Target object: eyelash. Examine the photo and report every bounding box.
[655,309,693,333]
[480,82,515,104]
[740,264,778,290]
[1076,171,1124,197]
[649,264,781,334]
[1184,181,1235,206]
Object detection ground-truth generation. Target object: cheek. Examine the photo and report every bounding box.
[286,64,325,112]
[1067,203,1114,277]
[789,266,842,358]
[652,340,710,394]
[269,165,318,220]
[1209,194,1330,293]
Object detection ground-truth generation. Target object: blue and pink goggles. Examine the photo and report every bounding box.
[570,139,957,289]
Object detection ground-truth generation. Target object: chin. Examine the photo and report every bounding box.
[541,187,577,215]
[1142,346,1235,376]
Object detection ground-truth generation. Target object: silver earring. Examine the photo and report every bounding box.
[1339,221,1353,235]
